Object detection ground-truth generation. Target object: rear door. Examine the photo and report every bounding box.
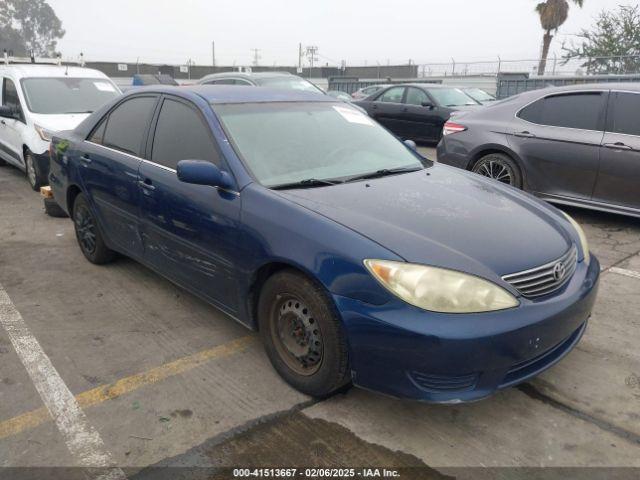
[509,91,607,200]
[138,95,242,313]
[592,91,640,210]
[82,94,159,257]
[0,77,27,168]
[367,86,407,137]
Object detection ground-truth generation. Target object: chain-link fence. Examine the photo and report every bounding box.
[418,55,640,77]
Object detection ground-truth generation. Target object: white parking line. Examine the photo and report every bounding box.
[609,267,640,280]
[0,284,126,479]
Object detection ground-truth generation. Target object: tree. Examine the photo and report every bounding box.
[0,0,65,57]
[535,0,584,75]
[562,5,640,74]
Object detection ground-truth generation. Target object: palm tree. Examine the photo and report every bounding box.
[536,0,584,75]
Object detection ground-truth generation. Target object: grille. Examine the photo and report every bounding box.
[408,371,478,393]
[503,246,578,298]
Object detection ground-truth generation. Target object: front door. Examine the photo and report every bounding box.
[508,91,607,199]
[138,96,242,314]
[401,87,441,142]
[80,95,159,257]
[0,77,27,168]
[592,91,640,210]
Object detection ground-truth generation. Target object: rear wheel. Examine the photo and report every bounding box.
[472,153,522,189]
[73,194,116,264]
[24,150,47,191]
[258,270,351,398]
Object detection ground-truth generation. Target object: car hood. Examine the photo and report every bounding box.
[29,113,91,133]
[277,165,573,281]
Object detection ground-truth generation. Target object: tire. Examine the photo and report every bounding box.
[44,197,68,218]
[258,270,351,398]
[72,193,116,264]
[24,150,47,191]
[471,153,523,189]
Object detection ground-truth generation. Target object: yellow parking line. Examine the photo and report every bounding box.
[0,335,256,440]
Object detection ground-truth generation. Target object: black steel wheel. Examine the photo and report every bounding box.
[24,150,46,191]
[258,270,351,397]
[472,153,522,188]
[72,193,116,264]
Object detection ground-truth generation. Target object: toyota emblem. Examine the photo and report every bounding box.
[553,262,566,281]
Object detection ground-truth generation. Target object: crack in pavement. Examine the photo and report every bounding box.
[517,383,640,446]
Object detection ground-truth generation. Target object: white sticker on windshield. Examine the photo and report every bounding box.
[333,105,374,126]
[94,81,116,92]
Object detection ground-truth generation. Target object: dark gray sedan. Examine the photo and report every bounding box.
[437,83,640,218]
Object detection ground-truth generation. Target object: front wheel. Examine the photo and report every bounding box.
[73,193,116,264]
[24,150,47,191]
[258,270,351,398]
[471,153,522,189]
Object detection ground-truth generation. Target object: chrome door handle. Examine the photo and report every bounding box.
[514,131,536,138]
[138,179,156,191]
[80,154,92,164]
[603,142,632,151]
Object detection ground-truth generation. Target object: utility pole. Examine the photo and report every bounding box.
[251,48,261,67]
[298,43,303,73]
[305,46,318,71]
[212,41,216,67]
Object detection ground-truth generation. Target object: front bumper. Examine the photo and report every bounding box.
[334,255,600,403]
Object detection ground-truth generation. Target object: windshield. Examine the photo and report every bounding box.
[465,88,496,102]
[21,77,120,114]
[426,88,478,107]
[216,102,425,188]
[254,76,324,94]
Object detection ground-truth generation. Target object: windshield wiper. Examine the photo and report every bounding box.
[343,166,423,183]
[271,178,343,190]
[64,110,94,114]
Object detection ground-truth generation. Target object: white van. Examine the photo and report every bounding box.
[0,64,121,190]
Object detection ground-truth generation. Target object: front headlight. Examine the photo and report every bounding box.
[34,124,55,142]
[561,212,590,266]
[364,259,519,314]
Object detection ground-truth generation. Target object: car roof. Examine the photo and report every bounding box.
[0,64,109,80]
[199,71,294,82]
[126,85,336,104]
[527,82,640,93]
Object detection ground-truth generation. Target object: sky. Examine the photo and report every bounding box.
[47,0,629,67]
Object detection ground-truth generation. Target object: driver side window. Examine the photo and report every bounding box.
[2,78,25,122]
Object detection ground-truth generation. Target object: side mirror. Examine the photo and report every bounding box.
[177,160,234,190]
[404,139,417,151]
[0,105,15,119]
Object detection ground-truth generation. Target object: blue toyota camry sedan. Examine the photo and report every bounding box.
[49,86,599,403]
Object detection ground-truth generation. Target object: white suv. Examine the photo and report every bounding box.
[0,64,121,190]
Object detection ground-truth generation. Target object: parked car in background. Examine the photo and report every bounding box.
[326,90,354,102]
[0,63,121,190]
[437,83,640,218]
[354,84,481,143]
[49,85,598,403]
[198,71,324,94]
[461,87,497,105]
[351,84,387,100]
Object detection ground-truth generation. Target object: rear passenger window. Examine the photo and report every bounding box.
[102,96,157,156]
[607,92,640,136]
[518,93,605,131]
[151,98,220,170]
[378,87,405,104]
